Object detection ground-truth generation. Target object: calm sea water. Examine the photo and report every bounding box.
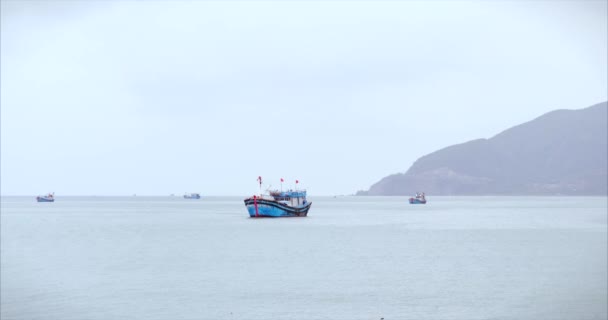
[1,196,606,320]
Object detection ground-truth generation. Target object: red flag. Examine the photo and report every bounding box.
[296,180,299,184]
[280,178,284,182]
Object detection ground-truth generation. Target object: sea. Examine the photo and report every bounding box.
[1,196,606,320]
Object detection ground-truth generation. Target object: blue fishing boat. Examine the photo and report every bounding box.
[184,193,201,199]
[409,192,427,204]
[244,177,311,217]
[36,193,55,202]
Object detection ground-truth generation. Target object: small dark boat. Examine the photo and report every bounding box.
[36,193,55,202]
[184,193,201,199]
[409,192,427,204]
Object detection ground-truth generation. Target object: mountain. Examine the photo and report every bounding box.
[358,102,608,196]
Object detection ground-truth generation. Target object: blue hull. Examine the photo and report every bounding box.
[184,195,200,199]
[37,197,54,202]
[244,198,311,217]
[409,199,426,204]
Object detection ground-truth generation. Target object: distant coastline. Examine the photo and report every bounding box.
[357,102,608,196]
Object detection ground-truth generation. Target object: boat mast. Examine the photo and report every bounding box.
[257,176,262,196]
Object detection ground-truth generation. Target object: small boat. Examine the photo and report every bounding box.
[184,193,201,199]
[36,193,55,202]
[409,192,427,204]
[244,177,311,217]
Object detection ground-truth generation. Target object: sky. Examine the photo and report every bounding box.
[1,0,607,196]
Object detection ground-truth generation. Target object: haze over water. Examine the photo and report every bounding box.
[2,196,606,320]
[2,1,606,196]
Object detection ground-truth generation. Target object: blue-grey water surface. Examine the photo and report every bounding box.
[1,196,606,320]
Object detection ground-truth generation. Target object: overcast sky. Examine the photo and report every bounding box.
[1,0,607,196]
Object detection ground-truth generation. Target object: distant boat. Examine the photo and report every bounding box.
[36,193,55,202]
[409,192,427,204]
[184,193,201,199]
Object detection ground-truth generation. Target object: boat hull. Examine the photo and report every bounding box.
[409,198,426,204]
[244,198,311,217]
[36,197,54,202]
[184,195,201,199]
